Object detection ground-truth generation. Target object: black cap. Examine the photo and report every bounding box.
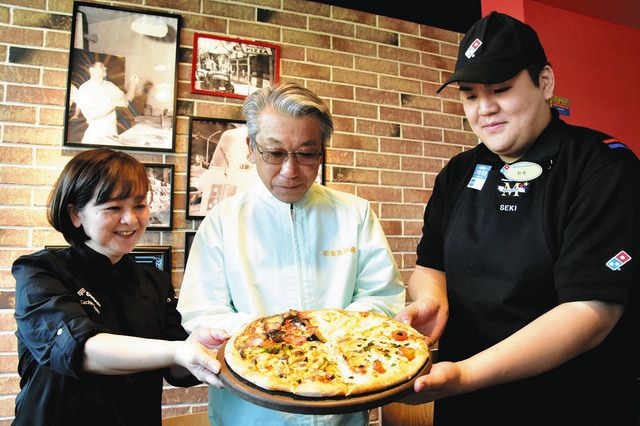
[437,11,547,93]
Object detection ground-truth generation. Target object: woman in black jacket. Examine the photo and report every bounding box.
[12,148,228,425]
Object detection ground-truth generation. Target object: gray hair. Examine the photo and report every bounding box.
[242,83,333,149]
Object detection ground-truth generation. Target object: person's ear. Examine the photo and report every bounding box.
[68,204,82,228]
[539,65,555,101]
[246,136,256,164]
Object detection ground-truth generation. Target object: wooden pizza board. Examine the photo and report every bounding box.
[216,341,432,415]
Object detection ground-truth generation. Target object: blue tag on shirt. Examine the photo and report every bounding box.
[467,164,491,190]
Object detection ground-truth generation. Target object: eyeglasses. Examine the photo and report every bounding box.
[254,142,323,165]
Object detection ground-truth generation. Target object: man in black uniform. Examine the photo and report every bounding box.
[396,11,639,425]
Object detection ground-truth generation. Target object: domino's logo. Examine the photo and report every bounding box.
[606,250,631,271]
[465,38,482,58]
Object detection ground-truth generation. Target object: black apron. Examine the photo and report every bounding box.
[436,158,560,424]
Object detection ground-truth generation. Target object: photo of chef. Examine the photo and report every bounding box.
[64,3,179,152]
[186,118,259,220]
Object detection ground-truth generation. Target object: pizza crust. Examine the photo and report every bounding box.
[223,333,244,378]
[292,380,348,397]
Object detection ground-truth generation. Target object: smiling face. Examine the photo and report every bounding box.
[249,108,323,203]
[69,191,150,264]
[460,66,554,163]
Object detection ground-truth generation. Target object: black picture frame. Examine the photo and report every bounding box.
[45,245,172,275]
[63,2,180,152]
[131,245,172,274]
[190,33,280,99]
[144,163,174,230]
[186,116,260,220]
[184,231,196,267]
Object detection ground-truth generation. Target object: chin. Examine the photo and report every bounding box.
[273,186,307,203]
[282,193,307,203]
[275,195,301,204]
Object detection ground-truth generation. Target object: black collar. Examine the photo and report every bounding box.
[71,243,135,278]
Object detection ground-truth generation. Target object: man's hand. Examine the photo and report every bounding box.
[413,361,463,399]
[395,298,446,346]
[396,266,448,344]
[395,361,465,405]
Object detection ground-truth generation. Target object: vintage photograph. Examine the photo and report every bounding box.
[191,33,280,99]
[63,2,179,151]
[186,117,260,220]
[144,163,174,230]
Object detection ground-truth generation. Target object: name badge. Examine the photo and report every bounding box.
[500,161,542,182]
[467,164,491,190]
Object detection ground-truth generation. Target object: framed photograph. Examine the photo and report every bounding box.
[144,163,174,230]
[45,245,171,275]
[184,231,196,267]
[186,116,261,220]
[63,2,180,151]
[191,33,280,99]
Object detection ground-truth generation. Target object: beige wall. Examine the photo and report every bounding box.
[0,0,474,423]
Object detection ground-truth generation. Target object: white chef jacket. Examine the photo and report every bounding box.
[75,78,123,143]
[178,182,405,425]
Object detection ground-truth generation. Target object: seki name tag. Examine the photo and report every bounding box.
[500,161,542,182]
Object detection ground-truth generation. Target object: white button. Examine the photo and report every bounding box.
[56,328,63,336]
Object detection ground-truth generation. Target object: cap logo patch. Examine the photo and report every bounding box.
[606,250,631,271]
[465,38,482,58]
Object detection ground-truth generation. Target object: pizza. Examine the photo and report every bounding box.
[224,308,430,397]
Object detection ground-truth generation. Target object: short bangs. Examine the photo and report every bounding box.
[93,159,149,204]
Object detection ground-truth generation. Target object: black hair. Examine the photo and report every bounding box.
[47,148,149,245]
[526,62,550,87]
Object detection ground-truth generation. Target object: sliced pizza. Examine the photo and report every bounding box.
[224,309,430,397]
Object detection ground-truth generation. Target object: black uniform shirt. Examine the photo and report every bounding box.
[417,110,639,425]
[12,244,198,426]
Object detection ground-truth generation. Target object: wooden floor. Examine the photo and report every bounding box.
[381,401,434,426]
[162,412,209,426]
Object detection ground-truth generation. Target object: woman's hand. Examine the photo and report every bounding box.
[173,327,229,387]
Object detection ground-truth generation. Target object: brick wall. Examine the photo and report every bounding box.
[0,0,473,422]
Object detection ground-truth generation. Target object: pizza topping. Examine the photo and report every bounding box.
[263,315,284,332]
[283,333,308,346]
[398,346,416,361]
[392,330,408,341]
[372,359,386,374]
[247,334,267,347]
[283,309,307,327]
[266,329,285,342]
